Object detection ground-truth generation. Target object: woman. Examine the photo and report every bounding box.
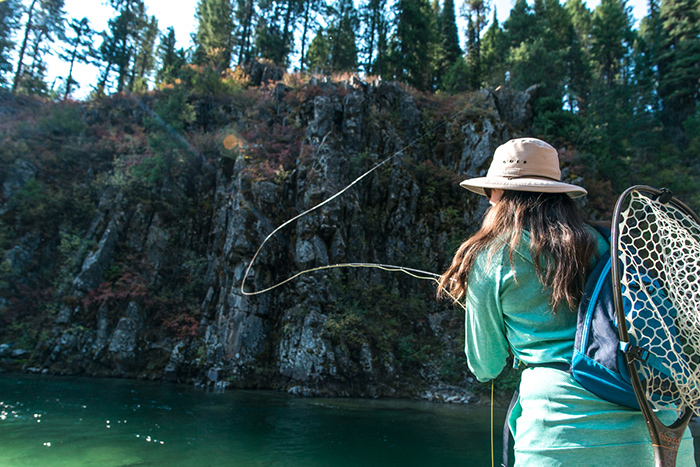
[438,138,695,466]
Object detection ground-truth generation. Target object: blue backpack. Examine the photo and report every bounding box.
[572,228,639,409]
[572,226,682,409]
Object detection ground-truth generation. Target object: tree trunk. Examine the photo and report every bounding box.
[12,0,38,93]
[64,40,79,99]
[281,0,294,63]
[237,0,254,66]
[299,0,311,71]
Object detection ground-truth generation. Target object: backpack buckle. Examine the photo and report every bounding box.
[620,342,650,362]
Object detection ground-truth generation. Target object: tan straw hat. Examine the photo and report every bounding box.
[460,138,587,198]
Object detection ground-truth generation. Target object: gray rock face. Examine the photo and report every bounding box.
[278,308,336,384]
[0,159,37,215]
[2,234,40,277]
[9,77,542,402]
[108,302,143,372]
[73,219,122,292]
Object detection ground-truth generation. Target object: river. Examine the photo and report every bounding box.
[0,374,505,466]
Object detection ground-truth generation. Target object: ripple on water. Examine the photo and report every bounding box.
[0,374,503,467]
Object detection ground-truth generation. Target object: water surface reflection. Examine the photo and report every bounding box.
[0,374,504,466]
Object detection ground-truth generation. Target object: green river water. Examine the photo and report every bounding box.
[0,374,505,466]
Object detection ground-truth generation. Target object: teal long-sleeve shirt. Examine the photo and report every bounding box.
[463,229,609,382]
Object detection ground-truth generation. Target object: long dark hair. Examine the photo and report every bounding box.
[438,190,598,312]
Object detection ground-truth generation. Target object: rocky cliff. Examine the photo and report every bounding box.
[0,75,548,401]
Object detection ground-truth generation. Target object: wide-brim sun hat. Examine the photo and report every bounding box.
[459,137,587,198]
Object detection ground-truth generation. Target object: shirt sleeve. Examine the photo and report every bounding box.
[463,248,511,382]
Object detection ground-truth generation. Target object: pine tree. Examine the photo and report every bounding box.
[388,0,436,90]
[503,0,534,50]
[96,0,147,93]
[299,0,327,72]
[583,0,636,178]
[12,0,66,94]
[234,0,255,66]
[359,0,388,74]
[59,17,94,99]
[194,0,234,70]
[542,0,586,110]
[306,27,331,73]
[657,0,700,127]
[254,0,304,66]
[480,8,507,86]
[565,0,593,113]
[501,0,585,101]
[462,0,489,89]
[254,20,285,64]
[590,0,634,87]
[327,0,358,73]
[627,27,663,158]
[631,0,662,116]
[566,0,592,47]
[156,27,187,84]
[254,1,286,64]
[128,14,158,92]
[435,0,462,88]
[0,0,21,87]
[281,0,305,65]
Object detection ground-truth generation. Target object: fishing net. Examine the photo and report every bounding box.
[617,190,700,415]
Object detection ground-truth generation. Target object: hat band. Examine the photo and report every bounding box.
[499,174,561,182]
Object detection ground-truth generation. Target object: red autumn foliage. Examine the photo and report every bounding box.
[83,272,148,309]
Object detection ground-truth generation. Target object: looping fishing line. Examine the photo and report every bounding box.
[239,101,471,298]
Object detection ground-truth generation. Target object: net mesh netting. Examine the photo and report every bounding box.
[618,190,700,415]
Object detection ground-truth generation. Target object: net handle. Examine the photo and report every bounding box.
[610,185,657,435]
[609,185,698,466]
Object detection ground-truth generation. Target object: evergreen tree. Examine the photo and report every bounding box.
[542,0,586,111]
[128,14,158,92]
[156,26,187,84]
[632,1,662,116]
[566,0,592,47]
[462,0,489,89]
[327,0,358,73]
[0,0,21,87]
[95,28,117,93]
[388,0,436,90]
[504,0,577,94]
[96,0,147,93]
[306,27,331,73]
[59,17,94,99]
[657,0,700,127]
[441,57,470,93]
[627,29,664,159]
[480,8,507,86]
[584,0,636,180]
[234,0,255,66]
[254,0,304,66]
[254,20,285,64]
[359,0,388,74]
[565,0,593,113]
[299,0,327,72]
[435,0,462,88]
[280,0,305,65]
[254,1,286,64]
[590,0,634,87]
[503,0,535,50]
[12,0,66,94]
[194,0,234,70]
